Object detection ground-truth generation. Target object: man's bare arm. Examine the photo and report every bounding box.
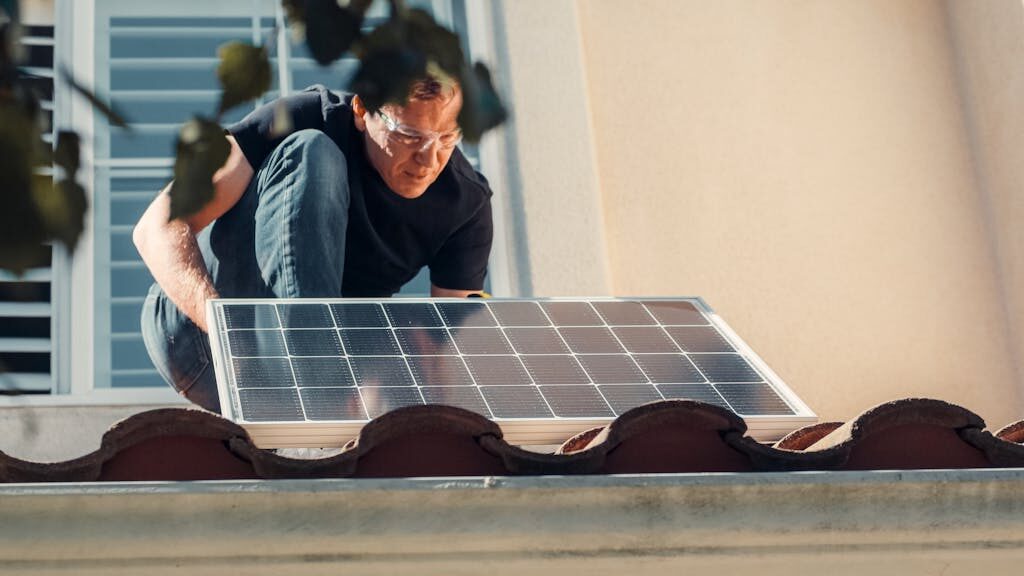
[133,136,254,332]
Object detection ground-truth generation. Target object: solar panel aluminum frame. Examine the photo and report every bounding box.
[207,297,817,448]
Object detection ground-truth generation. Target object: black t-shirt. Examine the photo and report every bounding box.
[227,85,493,296]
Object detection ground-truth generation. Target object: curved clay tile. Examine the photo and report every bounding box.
[803,398,994,470]
[234,404,514,479]
[563,400,755,473]
[994,420,1024,444]
[556,426,606,455]
[773,422,844,451]
[1,408,257,482]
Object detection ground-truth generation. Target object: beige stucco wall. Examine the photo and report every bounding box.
[496,0,1024,424]
[945,0,1024,424]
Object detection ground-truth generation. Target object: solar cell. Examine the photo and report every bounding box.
[349,357,415,387]
[592,301,656,326]
[541,301,603,326]
[238,388,304,421]
[520,355,590,385]
[436,301,496,327]
[300,388,367,420]
[208,297,814,447]
[633,354,705,384]
[611,326,680,353]
[665,326,734,353]
[463,355,532,386]
[278,303,333,328]
[504,327,570,355]
[716,382,795,415]
[487,301,550,326]
[598,384,663,413]
[481,386,553,418]
[291,357,353,387]
[224,304,279,330]
[642,300,707,325]
[449,328,514,355]
[558,327,624,354]
[656,383,731,409]
[283,329,343,356]
[394,328,459,355]
[420,386,492,417]
[329,303,388,328]
[339,329,401,356]
[406,356,474,386]
[228,330,286,357]
[689,354,762,382]
[360,387,424,418]
[383,302,443,327]
[576,355,647,384]
[232,357,294,388]
[540,385,614,417]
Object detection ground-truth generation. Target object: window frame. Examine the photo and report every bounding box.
[36,0,514,405]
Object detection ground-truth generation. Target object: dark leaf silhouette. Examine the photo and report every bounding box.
[33,175,87,253]
[0,101,47,274]
[217,41,272,115]
[458,62,508,143]
[60,66,129,129]
[169,116,231,222]
[54,131,80,177]
[350,47,427,112]
[352,8,464,111]
[404,8,462,79]
[305,0,364,66]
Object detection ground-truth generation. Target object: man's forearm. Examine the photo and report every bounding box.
[134,191,219,333]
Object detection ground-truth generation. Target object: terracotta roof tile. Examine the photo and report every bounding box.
[800,398,995,470]
[3,397,1024,482]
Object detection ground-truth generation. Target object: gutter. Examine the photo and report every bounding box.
[2,469,1024,574]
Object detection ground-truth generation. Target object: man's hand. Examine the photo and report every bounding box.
[430,284,484,298]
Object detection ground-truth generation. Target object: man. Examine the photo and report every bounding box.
[135,79,493,413]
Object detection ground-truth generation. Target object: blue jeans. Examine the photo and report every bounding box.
[141,130,351,412]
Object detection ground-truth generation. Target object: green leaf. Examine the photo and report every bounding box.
[351,9,463,110]
[0,100,49,274]
[54,130,80,177]
[168,116,231,222]
[32,175,87,253]
[457,62,508,143]
[404,8,463,80]
[305,0,364,67]
[217,41,271,115]
[60,66,130,129]
[350,47,427,112]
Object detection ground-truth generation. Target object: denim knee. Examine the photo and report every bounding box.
[251,129,351,298]
[140,285,221,412]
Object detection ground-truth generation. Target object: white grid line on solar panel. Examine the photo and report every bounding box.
[652,353,748,414]
[325,305,370,419]
[487,305,561,416]
[532,300,616,415]
[274,304,310,421]
[597,312,671,405]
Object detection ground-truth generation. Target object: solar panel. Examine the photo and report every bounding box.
[208,297,816,447]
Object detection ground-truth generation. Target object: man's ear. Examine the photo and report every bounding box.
[352,95,367,132]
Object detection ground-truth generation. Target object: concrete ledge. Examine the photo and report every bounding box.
[2,469,1024,574]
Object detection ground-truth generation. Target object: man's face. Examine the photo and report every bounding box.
[354,91,463,199]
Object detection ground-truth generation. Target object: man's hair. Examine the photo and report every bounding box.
[407,75,460,103]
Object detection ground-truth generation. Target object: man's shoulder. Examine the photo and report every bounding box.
[445,149,493,202]
[288,84,353,118]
